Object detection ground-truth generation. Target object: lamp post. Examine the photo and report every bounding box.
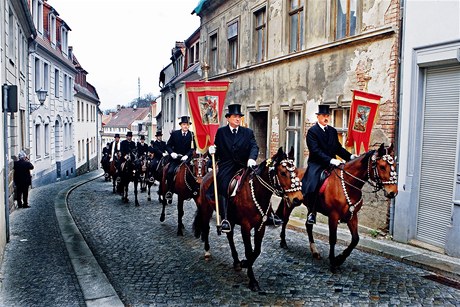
[30,88,48,113]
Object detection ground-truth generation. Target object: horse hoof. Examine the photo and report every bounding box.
[177,230,183,236]
[135,203,140,207]
[148,197,151,201]
[160,214,165,222]
[280,241,288,249]
[233,261,242,271]
[240,260,248,269]
[313,252,322,260]
[204,251,212,260]
[249,281,261,292]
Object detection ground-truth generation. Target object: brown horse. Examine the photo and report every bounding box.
[193,147,304,291]
[159,151,209,236]
[108,153,121,194]
[277,143,398,271]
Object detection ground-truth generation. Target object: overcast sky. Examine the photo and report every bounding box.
[49,0,201,111]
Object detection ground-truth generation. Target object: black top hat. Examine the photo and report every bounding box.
[178,116,192,125]
[316,105,331,115]
[155,131,163,137]
[225,104,244,117]
[126,131,133,137]
[139,135,145,140]
[114,133,120,138]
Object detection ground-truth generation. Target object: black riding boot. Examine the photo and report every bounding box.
[306,193,317,224]
[219,196,231,233]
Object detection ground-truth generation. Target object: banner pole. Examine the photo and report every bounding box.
[211,153,221,234]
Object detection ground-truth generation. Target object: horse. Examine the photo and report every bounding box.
[108,153,121,194]
[101,153,111,181]
[159,151,209,236]
[276,143,398,271]
[117,153,141,206]
[193,147,304,291]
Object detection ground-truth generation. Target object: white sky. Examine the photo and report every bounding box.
[48,0,201,111]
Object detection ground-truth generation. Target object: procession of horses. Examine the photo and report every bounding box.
[100,143,398,291]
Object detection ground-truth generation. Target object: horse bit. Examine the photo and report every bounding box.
[250,159,302,231]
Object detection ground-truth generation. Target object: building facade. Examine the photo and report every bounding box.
[73,55,100,176]
[0,0,36,263]
[394,0,460,257]
[28,0,77,186]
[193,0,400,230]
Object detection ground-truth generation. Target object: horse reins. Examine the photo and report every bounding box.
[334,149,398,219]
[183,155,208,195]
[250,159,302,231]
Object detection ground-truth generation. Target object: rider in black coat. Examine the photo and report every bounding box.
[209,104,259,233]
[165,116,196,199]
[150,131,168,175]
[137,135,149,158]
[301,104,357,224]
[120,131,137,171]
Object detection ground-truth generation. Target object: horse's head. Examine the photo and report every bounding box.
[369,143,398,198]
[189,151,210,185]
[268,147,303,207]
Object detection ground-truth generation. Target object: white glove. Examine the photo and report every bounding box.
[181,155,188,161]
[330,158,342,166]
[162,152,168,157]
[350,154,359,160]
[207,168,213,172]
[208,145,216,155]
[170,152,178,159]
[247,159,257,168]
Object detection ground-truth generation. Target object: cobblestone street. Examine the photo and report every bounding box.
[67,174,460,306]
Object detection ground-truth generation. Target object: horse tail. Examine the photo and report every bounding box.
[192,207,202,239]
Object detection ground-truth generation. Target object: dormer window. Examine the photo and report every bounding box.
[50,14,56,46]
[32,0,44,35]
[61,27,68,55]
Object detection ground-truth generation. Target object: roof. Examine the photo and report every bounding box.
[104,107,150,128]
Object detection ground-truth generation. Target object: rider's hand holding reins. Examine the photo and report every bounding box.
[247,159,257,168]
[181,155,188,161]
[330,158,342,167]
[350,154,359,160]
[170,152,178,159]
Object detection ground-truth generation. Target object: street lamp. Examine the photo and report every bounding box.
[30,88,48,113]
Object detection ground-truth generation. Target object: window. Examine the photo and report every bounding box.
[8,7,15,60]
[78,140,81,161]
[61,27,68,54]
[54,69,59,97]
[335,0,357,40]
[20,31,26,73]
[34,58,41,91]
[332,107,350,147]
[50,14,56,45]
[254,7,266,63]
[35,123,41,159]
[228,21,238,70]
[285,111,302,166]
[44,123,50,156]
[289,0,304,53]
[210,33,218,74]
[189,45,195,64]
[43,63,49,92]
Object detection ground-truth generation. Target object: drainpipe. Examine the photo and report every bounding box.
[390,0,405,235]
[3,84,10,242]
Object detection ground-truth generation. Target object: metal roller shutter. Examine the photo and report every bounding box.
[417,65,460,247]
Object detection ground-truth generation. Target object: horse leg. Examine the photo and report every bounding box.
[328,216,340,271]
[123,183,129,203]
[147,183,152,201]
[334,216,359,267]
[278,201,294,249]
[177,197,185,236]
[225,228,241,271]
[240,225,263,292]
[306,222,321,259]
[134,178,140,207]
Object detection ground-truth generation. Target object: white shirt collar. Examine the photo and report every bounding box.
[229,126,239,133]
[318,122,328,131]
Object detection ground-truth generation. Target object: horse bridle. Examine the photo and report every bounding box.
[183,155,208,195]
[250,158,302,231]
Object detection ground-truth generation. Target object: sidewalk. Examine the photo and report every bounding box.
[287,217,460,284]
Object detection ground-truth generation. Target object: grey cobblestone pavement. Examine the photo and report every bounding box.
[66,171,460,306]
[0,172,97,307]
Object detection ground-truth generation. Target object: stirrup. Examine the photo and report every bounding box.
[221,219,231,233]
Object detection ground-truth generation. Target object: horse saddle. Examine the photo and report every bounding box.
[318,169,332,194]
[228,168,245,197]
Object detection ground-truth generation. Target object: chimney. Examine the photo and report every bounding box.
[117,105,121,111]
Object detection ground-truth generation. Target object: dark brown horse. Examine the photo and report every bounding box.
[277,143,398,271]
[159,151,209,236]
[108,153,121,194]
[193,147,304,291]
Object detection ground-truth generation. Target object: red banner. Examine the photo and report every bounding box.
[185,81,230,152]
[346,90,381,154]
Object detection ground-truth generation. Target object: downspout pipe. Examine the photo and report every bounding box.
[390,0,405,235]
[3,85,10,242]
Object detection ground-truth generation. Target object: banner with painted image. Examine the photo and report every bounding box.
[185,81,230,152]
[346,90,381,154]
